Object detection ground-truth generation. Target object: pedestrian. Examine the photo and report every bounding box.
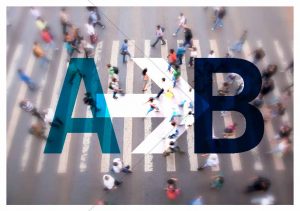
[163,139,184,157]
[172,65,181,88]
[29,121,47,140]
[83,92,101,113]
[218,82,230,96]
[165,178,180,200]
[60,8,71,35]
[86,19,97,45]
[41,27,58,50]
[167,121,179,139]
[145,97,159,115]
[179,110,194,129]
[229,30,247,53]
[82,39,95,58]
[223,122,237,138]
[252,48,265,64]
[197,153,219,170]
[120,39,131,63]
[142,68,149,92]
[17,69,37,91]
[183,26,193,48]
[262,64,277,80]
[211,7,226,31]
[259,78,274,99]
[275,124,292,140]
[188,46,198,67]
[151,25,166,47]
[167,49,177,72]
[19,99,43,121]
[176,43,186,65]
[208,50,215,58]
[111,158,132,174]
[268,138,291,157]
[245,176,271,193]
[30,7,41,19]
[109,78,124,99]
[88,7,105,29]
[173,13,187,36]
[103,174,122,191]
[210,174,224,190]
[35,17,47,31]
[156,78,169,99]
[106,64,119,80]
[32,42,50,67]
[190,195,204,205]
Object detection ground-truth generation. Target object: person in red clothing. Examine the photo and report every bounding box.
[165,178,180,200]
[41,27,58,50]
[167,49,177,72]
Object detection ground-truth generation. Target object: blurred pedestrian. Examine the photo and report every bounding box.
[223,122,237,138]
[275,124,292,140]
[183,26,193,48]
[41,27,58,50]
[41,108,63,128]
[120,39,131,63]
[29,121,47,140]
[88,7,105,29]
[30,7,41,19]
[103,174,122,191]
[165,178,180,200]
[172,13,187,36]
[17,69,37,91]
[251,48,265,64]
[83,92,101,113]
[176,43,186,65]
[245,176,271,193]
[179,110,194,129]
[86,19,97,45]
[268,138,291,158]
[60,8,72,35]
[262,64,277,80]
[107,64,119,80]
[19,100,43,121]
[111,158,132,174]
[151,25,166,47]
[163,139,184,157]
[208,50,215,58]
[142,68,149,92]
[229,30,247,53]
[35,17,47,31]
[210,174,224,190]
[32,41,50,67]
[188,46,198,67]
[197,153,219,170]
[167,49,177,72]
[211,7,226,31]
[190,195,204,205]
[259,78,274,99]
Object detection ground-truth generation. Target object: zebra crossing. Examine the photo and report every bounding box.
[6,38,293,176]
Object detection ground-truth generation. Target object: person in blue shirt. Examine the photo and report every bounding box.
[120,39,131,63]
[17,69,37,91]
[176,44,186,65]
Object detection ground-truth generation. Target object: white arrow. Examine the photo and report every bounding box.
[130,58,194,154]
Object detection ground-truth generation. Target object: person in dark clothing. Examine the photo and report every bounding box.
[252,48,265,64]
[262,64,277,80]
[83,92,101,113]
[259,78,274,99]
[183,26,193,48]
[245,176,271,193]
[212,7,226,31]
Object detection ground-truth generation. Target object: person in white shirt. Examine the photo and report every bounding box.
[151,25,166,47]
[111,158,132,173]
[179,110,194,129]
[173,13,187,36]
[30,7,41,19]
[197,154,219,170]
[103,174,122,191]
[156,78,171,99]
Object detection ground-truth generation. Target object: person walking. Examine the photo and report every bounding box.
[176,44,186,65]
[167,49,177,72]
[245,176,271,193]
[172,65,181,88]
[88,7,105,29]
[145,97,159,115]
[151,25,166,47]
[60,8,71,35]
[183,26,193,48]
[188,46,198,67]
[208,50,215,58]
[165,178,180,200]
[41,108,63,128]
[17,69,37,91]
[163,139,184,157]
[19,100,43,121]
[32,41,50,67]
[223,122,237,138]
[103,174,122,191]
[142,68,149,92]
[197,153,219,170]
[173,13,187,36]
[83,92,101,113]
[229,30,247,53]
[35,17,47,31]
[210,174,225,190]
[156,78,169,99]
[120,39,131,63]
[211,7,226,31]
[111,158,132,174]
[107,64,119,80]
[251,48,265,64]
[41,27,58,50]
[109,78,124,99]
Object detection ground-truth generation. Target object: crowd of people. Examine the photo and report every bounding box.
[14,7,293,205]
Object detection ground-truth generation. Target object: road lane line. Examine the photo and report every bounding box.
[100,40,119,173]
[7,54,35,156]
[178,40,198,171]
[7,44,23,92]
[144,40,153,172]
[210,39,241,172]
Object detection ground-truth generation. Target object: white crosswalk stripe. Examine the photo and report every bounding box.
[7,44,23,92]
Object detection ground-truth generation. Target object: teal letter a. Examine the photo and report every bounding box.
[44,58,120,153]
